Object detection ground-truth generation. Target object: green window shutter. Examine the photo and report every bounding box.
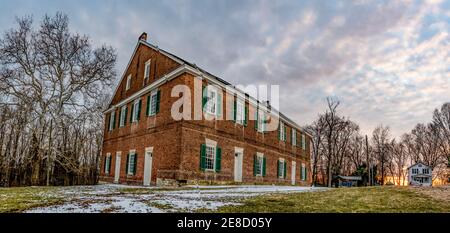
[106,114,110,131]
[217,91,222,117]
[262,157,267,177]
[146,95,150,116]
[244,104,248,126]
[277,160,280,177]
[130,104,134,123]
[108,156,112,173]
[133,153,138,175]
[300,165,303,180]
[124,107,128,126]
[215,147,222,172]
[253,154,257,176]
[137,100,142,120]
[202,86,207,113]
[156,90,161,113]
[112,112,116,129]
[284,162,287,178]
[103,156,107,173]
[305,166,308,181]
[233,99,237,122]
[117,110,121,128]
[284,125,287,142]
[125,154,129,175]
[200,144,206,171]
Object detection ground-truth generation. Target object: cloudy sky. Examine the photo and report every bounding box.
[1,0,449,137]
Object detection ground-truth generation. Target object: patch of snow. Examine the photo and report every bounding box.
[25,184,328,213]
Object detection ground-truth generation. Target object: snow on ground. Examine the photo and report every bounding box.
[25,184,328,213]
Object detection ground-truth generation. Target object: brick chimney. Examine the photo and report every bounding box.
[139,32,147,41]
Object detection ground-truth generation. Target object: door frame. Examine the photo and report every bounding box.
[143,147,153,186]
[114,151,121,183]
[234,147,243,182]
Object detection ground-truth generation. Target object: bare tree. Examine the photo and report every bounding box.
[0,12,116,186]
[372,125,391,185]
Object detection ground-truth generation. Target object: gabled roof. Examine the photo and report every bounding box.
[407,162,431,170]
[107,36,311,137]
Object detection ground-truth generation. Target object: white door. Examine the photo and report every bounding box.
[143,150,153,186]
[291,161,296,185]
[114,152,121,183]
[234,152,243,182]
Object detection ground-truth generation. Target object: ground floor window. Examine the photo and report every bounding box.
[205,145,216,170]
[254,154,265,176]
[301,164,307,181]
[127,151,137,175]
[278,159,286,178]
[200,142,222,172]
[104,153,111,174]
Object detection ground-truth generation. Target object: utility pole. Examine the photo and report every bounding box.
[365,135,370,186]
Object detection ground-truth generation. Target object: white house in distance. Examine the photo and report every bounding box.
[408,162,432,186]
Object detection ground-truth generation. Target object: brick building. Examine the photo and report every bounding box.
[100,33,312,186]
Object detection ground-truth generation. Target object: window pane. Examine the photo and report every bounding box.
[205,145,215,170]
[150,92,157,115]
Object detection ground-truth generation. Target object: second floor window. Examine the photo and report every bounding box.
[292,128,297,146]
[144,60,151,80]
[149,91,158,116]
[119,105,127,127]
[109,111,115,131]
[126,74,132,90]
[255,110,266,133]
[206,89,217,115]
[423,168,429,174]
[302,134,306,150]
[279,121,286,141]
[236,99,244,125]
[131,99,141,123]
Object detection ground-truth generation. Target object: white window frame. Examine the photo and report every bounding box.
[280,121,285,141]
[119,105,126,127]
[109,111,115,131]
[278,159,285,179]
[301,163,306,181]
[206,88,217,115]
[128,150,136,176]
[257,111,266,133]
[126,74,132,90]
[292,128,297,146]
[149,90,158,116]
[105,153,111,174]
[144,59,151,80]
[132,99,140,122]
[255,153,264,176]
[302,134,306,150]
[236,99,245,125]
[205,144,216,171]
